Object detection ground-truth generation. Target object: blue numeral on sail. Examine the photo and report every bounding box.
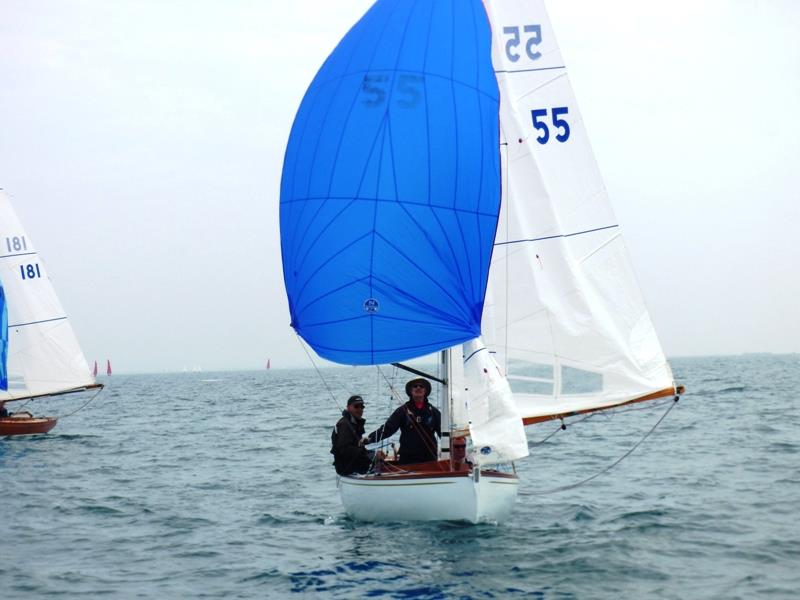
[531,107,571,144]
[503,25,542,62]
[20,264,41,280]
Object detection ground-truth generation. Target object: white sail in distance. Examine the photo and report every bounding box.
[0,190,96,400]
[481,0,675,423]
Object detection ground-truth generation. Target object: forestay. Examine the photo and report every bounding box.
[0,190,95,399]
[280,0,501,366]
[481,0,675,421]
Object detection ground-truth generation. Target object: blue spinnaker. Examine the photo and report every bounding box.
[280,0,500,365]
[0,281,8,390]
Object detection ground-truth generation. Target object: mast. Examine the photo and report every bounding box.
[439,349,452,463]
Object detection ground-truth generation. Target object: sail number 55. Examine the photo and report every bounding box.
[531,107,570,144]
[503,25,542,62]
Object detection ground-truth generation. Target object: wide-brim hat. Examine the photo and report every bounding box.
[405,378,431,398]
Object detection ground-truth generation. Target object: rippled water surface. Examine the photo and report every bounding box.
[2,355,799,598]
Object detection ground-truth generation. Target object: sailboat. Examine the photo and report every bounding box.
[0,189,102,436]
[279,0,681,523]
[92,360,98,378]
[106,359,112,376]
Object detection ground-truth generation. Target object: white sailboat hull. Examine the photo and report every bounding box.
[338,470,519,524]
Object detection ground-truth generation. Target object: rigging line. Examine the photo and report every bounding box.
[375,364,406,407]
[9,398,33,412]
[528,404,622,447]
[521,396,679,496]
[502,138,509,374]
[528,423,563,447]
[528,397,675,446]
[372,363,440,459]
[58,386,105,419]
[356,366,396,471]
[364,364,408,469]
[296,335,343,411]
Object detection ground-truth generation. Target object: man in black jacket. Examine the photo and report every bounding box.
[366,378,441,465]
[331,395,373,475]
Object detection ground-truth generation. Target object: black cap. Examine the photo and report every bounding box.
[347,395,365,406]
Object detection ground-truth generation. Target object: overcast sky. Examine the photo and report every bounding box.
[0,0,797,373]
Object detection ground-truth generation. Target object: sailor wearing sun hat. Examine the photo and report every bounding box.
[365,378,441,465]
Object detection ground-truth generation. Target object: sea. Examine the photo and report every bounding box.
[1,354,798,599]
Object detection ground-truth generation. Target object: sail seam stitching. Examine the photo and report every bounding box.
[494,224,619,246]
[9,316,67,328]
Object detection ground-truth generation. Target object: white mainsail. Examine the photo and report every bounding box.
[482,0,675,423]
[0,189,96,400]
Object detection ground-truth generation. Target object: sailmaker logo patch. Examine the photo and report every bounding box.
[363,298,379,313]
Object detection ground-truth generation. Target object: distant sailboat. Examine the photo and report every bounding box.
[0,189,102,436]
[92,360,98,377]
[266,359,271,370]
[106,359,112,376]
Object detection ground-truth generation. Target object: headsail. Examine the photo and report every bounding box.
[0,190,97,400]
[280,0,501,365]
[481,0,675,422]
[451,338,529,466]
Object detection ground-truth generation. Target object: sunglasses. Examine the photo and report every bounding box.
[412,383,426,389]
[453,444,466,449]
[352,403,364,409]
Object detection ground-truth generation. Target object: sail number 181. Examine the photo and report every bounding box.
[20,264,41,280]
[5,236,28,252]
